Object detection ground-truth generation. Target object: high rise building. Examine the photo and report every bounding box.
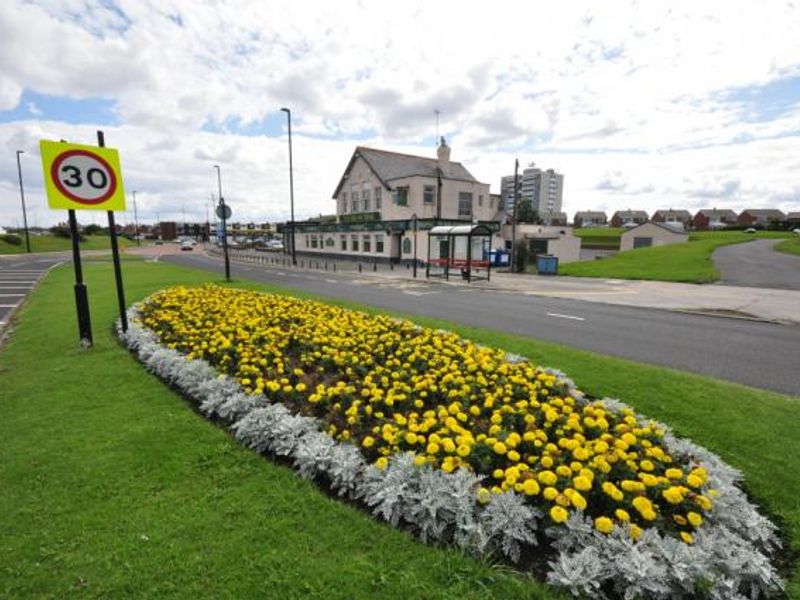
[520,163,563,214]
[500,175,517,213]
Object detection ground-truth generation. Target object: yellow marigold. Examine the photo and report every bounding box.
[522,479,540,496]
[695,495,712,511]
[413,455,427,467]
[375,457,388,470]
[673,514,688,526]
[362,436,375,448]
[665,468,683,480]
[456,444,471,457]
[550,505,569,523]
[492,441,507,455]
[507,450,521,462]
[537,470,558,486]
[556,465,572,478]
[571,491,587,511]
[629,524,643,540]
[542,486,559,501]
[662,486,685,505]
[573,475,592,492]
[680,531,694,544]
[476,487,491,505]
[595,516,614,534]
[426,442,440,455]
[687,511,703,528]
[615,509,630,522]
[686,474,703,488]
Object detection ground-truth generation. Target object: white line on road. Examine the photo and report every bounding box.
[324,279,338,284]
[546,312,585,321]
[0,294,24,297]
[0,304,20,308]
[402,290,440,296]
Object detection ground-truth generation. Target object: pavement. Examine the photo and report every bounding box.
[159,248,800,396]
[0,254,65,341]
[713,238,800,291]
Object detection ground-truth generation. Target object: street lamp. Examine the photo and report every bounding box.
[280,107,297,266]
[15,150,31,253]
[411,212,418,278]
[213,164,231,280]
[132,190,140,246]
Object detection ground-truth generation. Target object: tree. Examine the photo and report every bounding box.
[512,240,528,273]
[516,200,540,224]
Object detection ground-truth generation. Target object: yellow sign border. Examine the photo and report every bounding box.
[40,140,126,211]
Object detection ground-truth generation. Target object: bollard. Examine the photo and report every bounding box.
[358,263,362,273]
[324,262,328,271]
[373,262,377,272]
[333,263,336,272]
[390,262,394,271]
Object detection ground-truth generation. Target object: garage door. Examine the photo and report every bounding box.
[633,237,653,248]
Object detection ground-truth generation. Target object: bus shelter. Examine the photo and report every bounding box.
[426,224,493,283]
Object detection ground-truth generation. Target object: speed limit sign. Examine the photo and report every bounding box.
[40,140,126,211]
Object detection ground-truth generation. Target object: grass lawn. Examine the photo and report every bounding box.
[775,237,800,257]
[560,231,791,282]
[1,259,799,598]
[573,227,624,250]
[0,234,129,255]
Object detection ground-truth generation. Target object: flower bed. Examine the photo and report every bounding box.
[121,285,784,598]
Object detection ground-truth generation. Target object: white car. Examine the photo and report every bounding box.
[743,228,758,234]
[793,228,800,235]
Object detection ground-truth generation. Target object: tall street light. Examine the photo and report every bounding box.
[411,212,418,278]
[280,107,297,265]
[132,190,140,246]
[214,164,231,280]
[15,150,31,253]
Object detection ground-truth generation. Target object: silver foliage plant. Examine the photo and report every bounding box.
[119,304,784,599]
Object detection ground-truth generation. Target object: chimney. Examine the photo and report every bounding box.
[437,136,451,164]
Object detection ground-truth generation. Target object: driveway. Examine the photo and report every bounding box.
[0,254,63,340]
[713,238,800,291]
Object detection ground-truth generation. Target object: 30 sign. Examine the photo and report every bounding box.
[40,140,126,211]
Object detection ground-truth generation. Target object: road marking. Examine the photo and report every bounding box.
[0,280,37,284]
[324,279,338,284]
[546,312,586,321]
[0,294,24,297]
[0,304,20,308]
[402,290,440,296]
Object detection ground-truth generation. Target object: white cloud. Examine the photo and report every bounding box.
[0,0,799,227]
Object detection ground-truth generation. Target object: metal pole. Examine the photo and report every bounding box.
[98,130,128,333]
[68,209,93,345]
[132,190,140,246]
[511,158,519,272]
[412,213,418,278]
[15,150,31,253]
[281,107,297,266]
[214,165,231,281]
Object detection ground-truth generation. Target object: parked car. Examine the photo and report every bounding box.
[180,240,194,251]
[793,228,800,235]
[743,228,758,234]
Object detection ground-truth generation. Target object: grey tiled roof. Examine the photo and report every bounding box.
[653,209,692,219]
[696,209,738,218]
[574,211,607,219]
[613,210,649,219]
[741,209,786,218]
[356,147,478,183]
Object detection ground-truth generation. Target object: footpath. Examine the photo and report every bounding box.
[133,245,800,325]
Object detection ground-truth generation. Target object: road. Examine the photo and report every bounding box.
[714,238,800,291]
[164,253,800,397]
[0,254,64,339]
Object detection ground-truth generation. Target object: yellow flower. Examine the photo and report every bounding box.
[375,457,388,470]
[550,505,569,523]
[537,470,558,486]
[476,487,491,505]
[680,531,694,544]
[687,512,703,528]
[362,436,375,448]
[572,475,592,492]
[595,516,614,534]
[615,509,630,522]
[662,486,685,505]
[570,491,587,511]
[522,479,540,496]
[542,486,559,501]
[492,441,507,455]
[629,524,643,540]
[426,442,440,455]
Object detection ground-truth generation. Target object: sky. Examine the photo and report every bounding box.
[1,0,799,228]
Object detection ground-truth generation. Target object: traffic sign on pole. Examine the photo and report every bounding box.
[40,140,126,211]
[215,204,232,220]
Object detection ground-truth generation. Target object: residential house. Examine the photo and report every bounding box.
[610,210,649,228]
[285,138,497,262]
[691,209,738,230]
[787,212,800,228]
[619,221,688,251]
[651,209,692,229]
[737,209,786,228]
[573,211,608,228]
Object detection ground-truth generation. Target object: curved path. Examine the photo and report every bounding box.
[714,239,800,291]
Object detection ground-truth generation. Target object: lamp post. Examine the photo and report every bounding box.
[15,150,31,253]
[411,212,418,278]
[214,164,231,280]
[280,107,297,266]
[132,190,140,246]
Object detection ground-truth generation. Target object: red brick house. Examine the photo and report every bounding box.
[691,209,738,230]
[610,210,648,227]
[737,209,786,228]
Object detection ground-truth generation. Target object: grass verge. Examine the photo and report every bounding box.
[1,259,798,598]
[0,234,130,255]
[561,231,791,282]
[775,237,800,257]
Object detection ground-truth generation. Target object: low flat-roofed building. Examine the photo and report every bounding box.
[620,221,688,251]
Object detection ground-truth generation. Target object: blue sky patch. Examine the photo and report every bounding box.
[0,91,118,126]
[723,74,800,123]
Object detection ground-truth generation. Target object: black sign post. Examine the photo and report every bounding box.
[216,201,232,281]
[67,207,93,345]
[97,130,128,333]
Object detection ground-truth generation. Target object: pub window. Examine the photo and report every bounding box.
[374,187,382,210]
[393,186,409,206]
[340,235,347,251]
[363,234,371,252]
[458,192,473,217]
[351,235,359,252]
[423,185,435,204]
[375,233,384,253]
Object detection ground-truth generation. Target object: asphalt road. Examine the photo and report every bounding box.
[164,253,800,397]
[0,254,64,337]
[714,238,800,290]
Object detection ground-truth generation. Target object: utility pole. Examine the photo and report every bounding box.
[132,190,140,246]
[510,159,519,272]
[15,150,31,253]
[280,107,297,265]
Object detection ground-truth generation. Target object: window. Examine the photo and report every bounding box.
[363,234,371,252]
[375,233,384,253]
[458,192,473,217]
[374,187,382,210]
[633,237,652,249]
[341,192,347,214]
[402,237,412,254]
[351,235,359,252]
[340,235,347,251]
[351,199,358,213]
[490,196,494,209]
[362,182,371,212]
[423,185,435,204]
[393,187,409,206]
[478,195,483,207]
[305,234,309,247]
[310,234,318,249]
